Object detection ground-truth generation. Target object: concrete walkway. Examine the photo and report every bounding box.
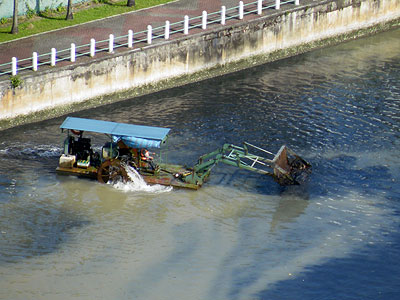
[0,0,293,76]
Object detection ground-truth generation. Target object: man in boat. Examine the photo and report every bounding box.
[140,148,156,170]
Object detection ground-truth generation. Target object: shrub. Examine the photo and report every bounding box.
[56,3,66,13]
[26,4,36,19]
[10,75,23,88]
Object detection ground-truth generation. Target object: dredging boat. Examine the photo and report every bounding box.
[56,117,311,189]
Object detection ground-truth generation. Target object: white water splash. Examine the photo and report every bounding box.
[111,164,173,193]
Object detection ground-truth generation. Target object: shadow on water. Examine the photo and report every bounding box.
[0,144,92,265]
[312,153,399,200]
[0,204,90,265]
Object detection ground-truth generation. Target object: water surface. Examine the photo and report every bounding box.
[0,28,399,300]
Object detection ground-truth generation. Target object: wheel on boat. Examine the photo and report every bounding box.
[97,159,128,184]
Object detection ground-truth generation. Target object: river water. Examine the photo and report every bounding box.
[0,28,399,300]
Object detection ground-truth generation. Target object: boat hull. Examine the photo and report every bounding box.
[56,163,201,190]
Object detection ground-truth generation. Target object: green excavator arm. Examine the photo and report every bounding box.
[178,142,311,187]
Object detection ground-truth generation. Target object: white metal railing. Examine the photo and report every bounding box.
[0,0,300,77]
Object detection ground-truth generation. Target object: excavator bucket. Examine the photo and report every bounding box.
[272,146,311,185]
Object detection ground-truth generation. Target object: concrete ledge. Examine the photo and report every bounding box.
[0,0,399,130]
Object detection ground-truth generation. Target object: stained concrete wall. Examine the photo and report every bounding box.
[0,0,399,129]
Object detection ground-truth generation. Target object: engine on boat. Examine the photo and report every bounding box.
[59,135,141,170]
[59,135,102,168]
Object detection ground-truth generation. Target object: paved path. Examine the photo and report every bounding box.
[0,0,295,76]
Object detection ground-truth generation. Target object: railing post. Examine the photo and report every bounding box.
[221,6,226,25]
[202,11,207,30]
[239,1,244,20]
[295,0,299,5]
[257,0,262,15]
[275,0,280,10]
[128,30,133,48]
[32,52,38,71]
[51,48,56,66]
[90,38,96,57]
[70,43,76,62]
[109,34,114,53]
[12,57,17,76]
[184,15,189,35]
[147,25,152,44]
[165,21,170,40]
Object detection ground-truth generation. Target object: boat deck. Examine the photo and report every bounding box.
[56,163,201,190]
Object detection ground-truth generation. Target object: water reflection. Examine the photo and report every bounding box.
[269,192,309,232]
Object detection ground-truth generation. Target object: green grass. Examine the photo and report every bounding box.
[0,0,174,43]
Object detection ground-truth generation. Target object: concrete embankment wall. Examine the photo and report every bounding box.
[0,0,399,129]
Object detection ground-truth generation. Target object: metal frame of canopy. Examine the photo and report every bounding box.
[60,117,170,149]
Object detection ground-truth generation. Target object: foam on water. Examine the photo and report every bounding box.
[111,164,173,193]
[0,143,61,158]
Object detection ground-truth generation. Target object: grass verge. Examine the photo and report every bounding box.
[0,0,174,43]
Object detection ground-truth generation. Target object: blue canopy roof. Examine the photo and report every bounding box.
[60,117,170,148]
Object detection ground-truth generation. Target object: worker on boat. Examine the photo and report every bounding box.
[141,149,153,161]
[140,148,155,170]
